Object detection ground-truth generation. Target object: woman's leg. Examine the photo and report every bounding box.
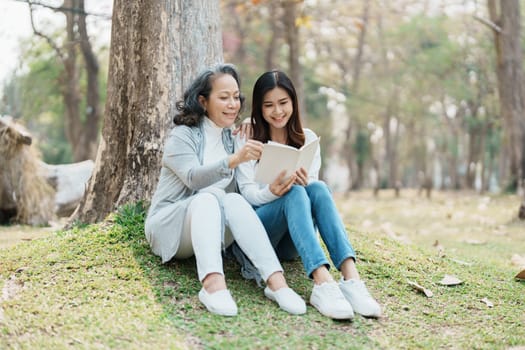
[183,193,226,290]
[305,181,357,274]
[184,192,237,316]
[222,193,284,283]
[255,185,330,279]
[274,232,299,261]
[254,186,353,319]
[305,182,381,317]
[222,192,306,315]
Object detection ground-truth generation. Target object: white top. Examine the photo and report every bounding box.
[235,128,321,206]
[202,117,233,190]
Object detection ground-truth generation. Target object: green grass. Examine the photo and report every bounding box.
[1,192,524,349]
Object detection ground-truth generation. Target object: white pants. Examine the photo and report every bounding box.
[176,191,283,282]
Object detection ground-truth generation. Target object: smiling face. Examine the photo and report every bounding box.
[199,74,241,128]
[261,87,293,132]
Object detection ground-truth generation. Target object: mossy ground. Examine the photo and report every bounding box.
[1,190,524,349]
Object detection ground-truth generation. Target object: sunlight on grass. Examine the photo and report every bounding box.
[337,189,525,272]
[1,193,524,349]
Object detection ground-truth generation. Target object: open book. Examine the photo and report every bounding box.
[254,137,320,184]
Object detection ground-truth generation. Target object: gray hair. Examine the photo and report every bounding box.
[173,63,245,126]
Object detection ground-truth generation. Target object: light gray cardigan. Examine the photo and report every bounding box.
[144,120,236,263]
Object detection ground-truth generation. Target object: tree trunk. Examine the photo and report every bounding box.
[283,1,306,121]
[71,0,223,224]
[61,0,82,161]
[77,0,101,161]
[344,0,370,191]
[265,2,281,70]
[28,0,102,162]
[488,0,525,191]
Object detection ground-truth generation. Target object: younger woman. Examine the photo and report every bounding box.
[236,70,381,320]
[145,64,305,317]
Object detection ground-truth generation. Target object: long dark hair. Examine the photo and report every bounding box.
[251,70,304,148]
[173,63,245,126]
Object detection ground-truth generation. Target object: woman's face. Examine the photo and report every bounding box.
[200,74,241,128]
[261,87,293,131]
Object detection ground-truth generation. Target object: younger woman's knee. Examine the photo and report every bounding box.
[306,181,331,199]
[287,185,308,200]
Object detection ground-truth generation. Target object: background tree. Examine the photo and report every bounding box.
[71,0,223,223]
[27,0,103,161]
[486,0,525,216]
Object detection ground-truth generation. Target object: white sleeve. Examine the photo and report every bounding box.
[305,129,321,182]
[234,136,280,206]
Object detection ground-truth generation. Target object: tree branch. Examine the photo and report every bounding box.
[13,0,111,19]
[28,3,66,64]
[473,14,501,33]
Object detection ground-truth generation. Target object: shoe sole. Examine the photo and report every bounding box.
[198,291,237,316]
[265,289,306,315]
[310,300,354,320]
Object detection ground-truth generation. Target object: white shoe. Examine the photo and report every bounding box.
[198,288,238,316]
[309,282,354,320]
[339,279,381,317]
[264,287,307,315]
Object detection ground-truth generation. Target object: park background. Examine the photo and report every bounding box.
[0,1,524,349]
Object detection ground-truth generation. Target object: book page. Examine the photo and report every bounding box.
[254,137,320,184]
[296,137,319,171]
[254,144,299,184]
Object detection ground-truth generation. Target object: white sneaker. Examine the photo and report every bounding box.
[264,287,307,315]
[339,279,381,317]
[309,282,354,320]
[198,288,238,316]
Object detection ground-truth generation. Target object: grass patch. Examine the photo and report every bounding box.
[1,193,524,349]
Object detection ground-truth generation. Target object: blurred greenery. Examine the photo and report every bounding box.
[0,1,523,190]
[1,30,108,164]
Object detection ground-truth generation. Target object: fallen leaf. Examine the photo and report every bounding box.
[439,274,463,286]
[480,297,494,308]
[515,269,525,280]
[407,280,433,298]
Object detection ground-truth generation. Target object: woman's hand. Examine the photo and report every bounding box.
[232,119,253,139]
[269,171,296,196]
[229,139,263,168]
[294,167,309,186]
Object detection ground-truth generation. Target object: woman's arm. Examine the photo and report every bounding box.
[234,136,280,206]
[163,127,233,191]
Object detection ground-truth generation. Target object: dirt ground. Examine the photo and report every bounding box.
[0,220,65,249]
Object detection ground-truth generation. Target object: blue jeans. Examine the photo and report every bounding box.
[254,181,356,278]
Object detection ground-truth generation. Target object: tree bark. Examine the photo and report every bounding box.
[71,0,223,224]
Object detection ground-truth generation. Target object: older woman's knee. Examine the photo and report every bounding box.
[189,192,220,211]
